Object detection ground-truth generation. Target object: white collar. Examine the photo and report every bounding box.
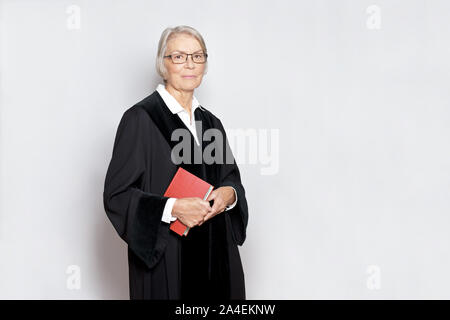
[156,83,205,114]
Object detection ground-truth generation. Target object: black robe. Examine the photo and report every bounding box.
[103,90,249,300]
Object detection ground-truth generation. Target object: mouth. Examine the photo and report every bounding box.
[182,75,196,78]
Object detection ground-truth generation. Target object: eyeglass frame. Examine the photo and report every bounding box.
[163,52,208,64]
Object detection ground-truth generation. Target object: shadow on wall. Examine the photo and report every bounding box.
[94,207,130,299]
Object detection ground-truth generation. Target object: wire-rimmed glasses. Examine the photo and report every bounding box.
[164,52,208,64]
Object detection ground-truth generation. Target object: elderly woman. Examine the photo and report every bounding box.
[103,25,249,300]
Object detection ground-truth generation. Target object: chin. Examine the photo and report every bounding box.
[179,79,202,90]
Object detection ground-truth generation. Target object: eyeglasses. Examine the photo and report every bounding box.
[163,52,208,64]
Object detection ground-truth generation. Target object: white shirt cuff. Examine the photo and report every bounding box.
[161,198,177,223]
[224,187,238,211]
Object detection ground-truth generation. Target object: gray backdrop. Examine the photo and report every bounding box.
[1,0,449,299]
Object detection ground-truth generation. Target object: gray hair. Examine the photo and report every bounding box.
[156,25,208,83]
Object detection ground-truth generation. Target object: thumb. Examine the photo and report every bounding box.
[206,190,217,201]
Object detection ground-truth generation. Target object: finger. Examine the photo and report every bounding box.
[211,198,223,214]
[204,207,220,222]
[201,199,212,209]
[204,210,214,222]
[200,203,213,217]
[206,190,217,202]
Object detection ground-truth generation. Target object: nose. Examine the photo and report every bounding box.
[185,55,195,68]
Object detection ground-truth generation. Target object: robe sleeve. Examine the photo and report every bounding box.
[216,119,249,246]
[103,107,170,269]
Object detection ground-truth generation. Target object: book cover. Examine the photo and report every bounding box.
[164,167,214,236]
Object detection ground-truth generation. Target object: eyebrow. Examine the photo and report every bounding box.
[170,50,204,54]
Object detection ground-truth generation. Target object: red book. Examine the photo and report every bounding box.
[164,167,214,236]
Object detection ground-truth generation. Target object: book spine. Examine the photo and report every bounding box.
[203,186,213,200]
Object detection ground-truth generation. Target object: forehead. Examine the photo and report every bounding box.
[166,33,203,52]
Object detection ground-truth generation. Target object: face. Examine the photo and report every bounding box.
[163,33,206,92]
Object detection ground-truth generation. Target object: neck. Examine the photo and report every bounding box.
[165,83,193,114]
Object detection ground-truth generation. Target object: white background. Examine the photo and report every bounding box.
[1,0,450,299]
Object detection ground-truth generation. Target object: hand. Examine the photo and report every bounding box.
[172,197,212,228]
[199,186,236,226]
